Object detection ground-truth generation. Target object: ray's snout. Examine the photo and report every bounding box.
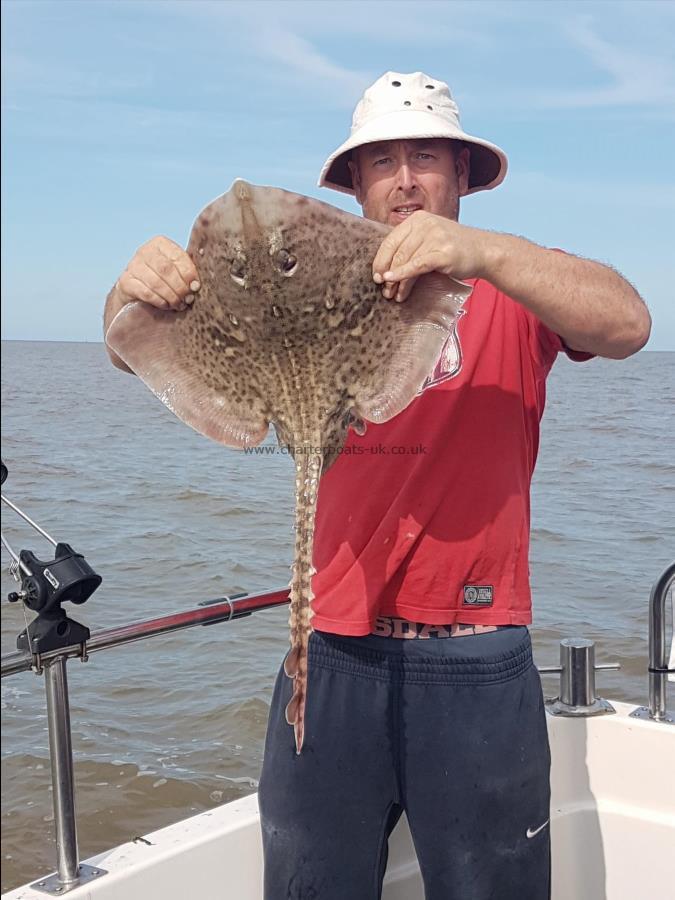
[231,178,253,202]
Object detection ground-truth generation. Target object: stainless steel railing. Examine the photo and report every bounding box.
[647,560,675,721]
[1,589,290,677]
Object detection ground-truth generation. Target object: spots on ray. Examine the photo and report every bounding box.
[208,324,229,344]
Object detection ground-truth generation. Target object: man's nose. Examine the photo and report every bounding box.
[395,162,416,192]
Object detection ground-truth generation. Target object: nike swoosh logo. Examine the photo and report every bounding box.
[526,820,549,839]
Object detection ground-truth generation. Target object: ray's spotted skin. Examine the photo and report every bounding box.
[105,180,470,753]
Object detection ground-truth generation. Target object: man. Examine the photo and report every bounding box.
[105,72,650,899]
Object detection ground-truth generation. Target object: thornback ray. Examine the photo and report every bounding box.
[105,180,471,754]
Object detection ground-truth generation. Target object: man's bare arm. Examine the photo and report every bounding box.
[474,232,650,358]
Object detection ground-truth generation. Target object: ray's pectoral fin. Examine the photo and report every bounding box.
[354,273,472,423]
[284,646,308,754]
[105,303,269,448]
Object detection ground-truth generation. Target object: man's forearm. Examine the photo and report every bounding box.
[482,233,651,359]
[103,283,133,373]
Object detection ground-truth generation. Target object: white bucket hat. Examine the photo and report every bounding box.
[319,71,508,196]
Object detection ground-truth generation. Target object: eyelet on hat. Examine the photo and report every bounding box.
[318,70,508,197]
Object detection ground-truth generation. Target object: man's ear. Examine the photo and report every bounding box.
[347,156,363,205]
[456,146,471,197]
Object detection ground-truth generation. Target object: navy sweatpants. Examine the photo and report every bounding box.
[258,626,551,900]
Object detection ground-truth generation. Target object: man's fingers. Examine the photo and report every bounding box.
[152,247,196,298]
[138,261,185,308]
[374,224,426,301]
[384,259,425,281]
[382,275,415,301]
[127,262,183,309]
[153,235,187,262]
[383,233,425,300]
[119,274,172,309]
[383,247,448,285]
[143,236,200,295]
[394,276,418,302]
[372,219,415,279]
[390,230,425,270]
[156,242,200,293]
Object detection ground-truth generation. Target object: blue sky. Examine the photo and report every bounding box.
[2,0,674,349]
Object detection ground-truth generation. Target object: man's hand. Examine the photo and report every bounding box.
[116,236,200,311]
[104,236,200,372]
[372,211,490,302]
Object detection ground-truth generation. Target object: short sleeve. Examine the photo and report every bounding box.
[560,341,595,363]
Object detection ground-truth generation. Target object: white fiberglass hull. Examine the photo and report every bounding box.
[4,700,674,900]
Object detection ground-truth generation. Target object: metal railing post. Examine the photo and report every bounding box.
[44,655,80,888]
[648,560,675,721]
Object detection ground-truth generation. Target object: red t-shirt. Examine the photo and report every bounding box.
[311,278,592,636]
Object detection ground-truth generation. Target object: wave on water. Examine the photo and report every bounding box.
[638,462,675,475]
[531,527,565,543]
[174,488,251,510]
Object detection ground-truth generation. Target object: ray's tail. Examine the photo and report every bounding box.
[283,442,322,754]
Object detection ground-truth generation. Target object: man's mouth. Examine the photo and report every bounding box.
[392,205,423,215]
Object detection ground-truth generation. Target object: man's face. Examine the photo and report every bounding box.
[348,138,470,226]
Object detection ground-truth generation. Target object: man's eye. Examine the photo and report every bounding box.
[373,157,391,166]
[416,153,434,160]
